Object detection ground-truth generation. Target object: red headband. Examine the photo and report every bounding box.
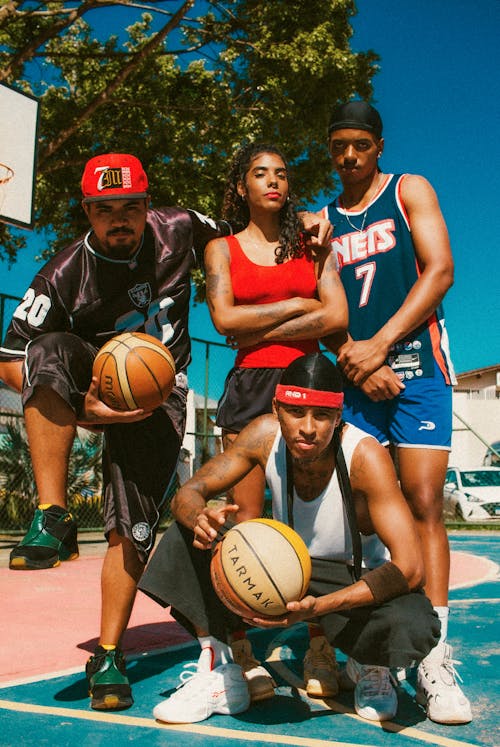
[275,384,344,408]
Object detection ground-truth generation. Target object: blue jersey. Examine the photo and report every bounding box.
[323,174,455,384]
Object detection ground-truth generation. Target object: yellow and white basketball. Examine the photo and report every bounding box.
[211,518,312,619]
[93,332,175,411]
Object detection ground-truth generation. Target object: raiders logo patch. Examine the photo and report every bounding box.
[128,282,152,308]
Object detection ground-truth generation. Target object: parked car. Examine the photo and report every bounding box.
[444,466,500,521]
[483,440,500,467]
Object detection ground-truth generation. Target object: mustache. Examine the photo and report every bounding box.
[107,227,134,236]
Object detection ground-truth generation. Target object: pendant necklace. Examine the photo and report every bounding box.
[342,205,368,234]
[340,174,383,233]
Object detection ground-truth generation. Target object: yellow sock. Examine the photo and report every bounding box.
[38,503,53,510]
[100,644,116,651]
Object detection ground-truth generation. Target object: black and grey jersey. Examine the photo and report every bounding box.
[0,207,229,374]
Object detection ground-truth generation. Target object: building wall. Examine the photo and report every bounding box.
[450,392,500,468]
[455,367,500,399]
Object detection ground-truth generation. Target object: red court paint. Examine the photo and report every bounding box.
[0,556,190,683]
[0,549,493,683]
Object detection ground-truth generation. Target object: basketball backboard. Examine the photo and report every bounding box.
[0,82,40,229]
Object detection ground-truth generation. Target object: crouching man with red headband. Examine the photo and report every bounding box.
[139,353,440,725]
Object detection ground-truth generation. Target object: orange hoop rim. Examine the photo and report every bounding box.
[0,163,14,185]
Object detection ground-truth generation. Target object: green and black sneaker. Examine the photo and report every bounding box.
[9,504,79,570]
[86,646,133,711]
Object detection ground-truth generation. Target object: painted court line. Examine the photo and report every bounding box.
[0,699,377,747]
[1,594,492,747]
[450,598,499,605]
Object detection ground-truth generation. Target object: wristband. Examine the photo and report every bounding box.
[362,561,410,604]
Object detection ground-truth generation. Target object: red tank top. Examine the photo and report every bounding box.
[226,235,320,367]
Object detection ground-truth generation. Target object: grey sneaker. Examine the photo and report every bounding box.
[345,658,397,722]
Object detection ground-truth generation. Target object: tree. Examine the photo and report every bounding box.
[0,1,378,280]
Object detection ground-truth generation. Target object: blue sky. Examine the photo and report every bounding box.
[2,0,499,375]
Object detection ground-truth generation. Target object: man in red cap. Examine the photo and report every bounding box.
[0,153,332,712]
[0,153,235,711]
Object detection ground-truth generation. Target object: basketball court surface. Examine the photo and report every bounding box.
[1,532,498,747]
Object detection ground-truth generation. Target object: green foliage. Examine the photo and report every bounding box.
[0,419,103,529]
[0,419,36,507]
[0,0,378,297]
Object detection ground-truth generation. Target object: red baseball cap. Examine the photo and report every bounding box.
[81,153,149,203]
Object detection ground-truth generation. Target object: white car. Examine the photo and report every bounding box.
[444,466,500,521]
[483,440,500,467]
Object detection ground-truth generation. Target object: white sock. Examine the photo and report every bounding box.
[197,636,232,671]
[434,606,449,643]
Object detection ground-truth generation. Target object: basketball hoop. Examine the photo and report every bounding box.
[0,162,14,213]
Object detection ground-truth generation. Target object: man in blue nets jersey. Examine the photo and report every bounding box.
[321,101,471,725]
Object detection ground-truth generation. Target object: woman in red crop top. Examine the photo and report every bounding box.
[205,143,348,516]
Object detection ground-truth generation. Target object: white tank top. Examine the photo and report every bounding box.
[265,422,389,568]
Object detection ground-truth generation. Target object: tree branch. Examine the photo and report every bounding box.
[40,0,195,164]
[0,1,99,82]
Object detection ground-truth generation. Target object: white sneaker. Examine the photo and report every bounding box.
[153,662,250,723]
[345,658,398,722]
[416,642,472,724]
[303,635,339,698]
[230,638,276,702]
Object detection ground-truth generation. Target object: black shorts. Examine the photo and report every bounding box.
[23,331,187,562]
[216,367,285,433]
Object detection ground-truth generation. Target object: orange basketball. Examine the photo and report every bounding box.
[92,332,176,411]
[210,518,312,619]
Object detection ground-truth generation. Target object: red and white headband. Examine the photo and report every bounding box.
[275,384,344,409]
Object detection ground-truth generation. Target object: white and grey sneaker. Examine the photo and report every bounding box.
[153,662,250,723]
[344,658,398,722]
[230,638,276,702]
[416,642,472,724]
[303,635,339,698]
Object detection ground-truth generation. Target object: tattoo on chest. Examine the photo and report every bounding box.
[294,465,332,501]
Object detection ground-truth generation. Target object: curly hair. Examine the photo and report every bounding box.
[221,143,305,264]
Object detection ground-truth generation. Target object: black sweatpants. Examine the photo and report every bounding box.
[139,521,441,668]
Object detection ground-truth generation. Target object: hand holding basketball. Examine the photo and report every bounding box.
[92,332,176,412]
[79,375,151,427]
[210,518,312,620]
